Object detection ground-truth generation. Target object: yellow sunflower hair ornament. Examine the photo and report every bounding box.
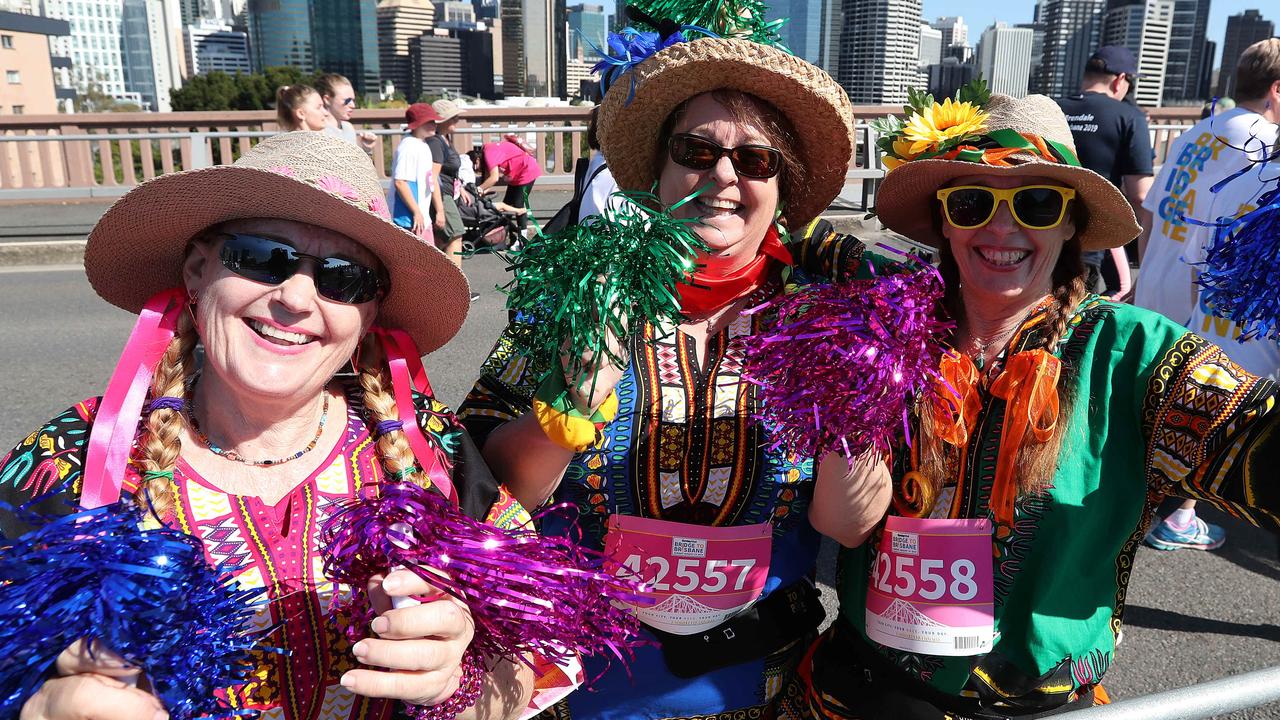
[872,79,1081,172]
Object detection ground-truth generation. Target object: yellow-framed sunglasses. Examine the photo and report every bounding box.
[935,185,1077,230]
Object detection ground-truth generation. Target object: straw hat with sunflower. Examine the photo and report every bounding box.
[872,80,1140,250]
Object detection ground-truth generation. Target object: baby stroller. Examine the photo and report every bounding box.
[457,182,525,253]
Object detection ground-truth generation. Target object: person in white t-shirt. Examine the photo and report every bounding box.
[1136,37,1280,552]
[388,103,443,239]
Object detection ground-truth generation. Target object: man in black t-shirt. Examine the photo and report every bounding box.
[1056,46,1153,299]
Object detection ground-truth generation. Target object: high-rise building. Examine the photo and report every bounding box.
[837,0,921,104]
[313,0,379,93]
[437,0,476,29]
[377,0,433,99]
[247,0,380,93]
[567,3,606,60]
[1017,21,1047,93]
[42,0,142,106]
[1101,0,1174,107]
[0,0,40,13]
[0,10,72,115]
[927,56,976,99]
[1218,9,1274,98]
[931,15,967,49]
[500,0,565,97]
[821,0,842,72]
[185,18,250,75]
[919,23,942,67]
[1162,0,1210,104]
[1197,38,1213,98]
[409,26,495,99]
[766,0,826,64]
[1036,0,1105,98]
[121,0,186,111]
[977,22,1034,97]
[474,0,498,21]
[566,55,594,97]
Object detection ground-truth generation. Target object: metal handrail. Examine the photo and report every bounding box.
[1065,666,1280,719]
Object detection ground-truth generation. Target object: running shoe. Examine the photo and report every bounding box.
[1143,516,1226,551]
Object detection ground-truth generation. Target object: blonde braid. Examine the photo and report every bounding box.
[356,334,430,489]
[134,313,198,519]
[1014,239,1088,493]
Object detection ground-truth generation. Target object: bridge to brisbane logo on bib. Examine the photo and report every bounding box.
[881,598,947,627]
[642,594,725,629]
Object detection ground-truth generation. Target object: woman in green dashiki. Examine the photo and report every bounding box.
[786,92,1280,719]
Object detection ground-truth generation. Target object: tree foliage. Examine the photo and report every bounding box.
[170,66,320,112]
[75,74,142,113]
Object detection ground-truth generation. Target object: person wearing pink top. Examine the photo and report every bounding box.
[477,135,544,232]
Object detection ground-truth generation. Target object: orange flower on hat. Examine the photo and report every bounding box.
[902,98,988,155]
[882,138,923,172]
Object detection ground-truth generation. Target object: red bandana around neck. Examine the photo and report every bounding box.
[677,225,793,318]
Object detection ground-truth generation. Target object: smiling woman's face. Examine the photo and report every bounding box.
[183,218,380,404]
[940,173,1076,308]
[657,93,783,275]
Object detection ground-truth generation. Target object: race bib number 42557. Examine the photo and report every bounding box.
[604,515,771,635]
[864,516,994,657]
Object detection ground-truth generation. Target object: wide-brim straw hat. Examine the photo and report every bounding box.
[597,36,854,229]
[876,94,1140,251]
[84,131,469,353]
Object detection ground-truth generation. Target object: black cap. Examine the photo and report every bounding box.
[1089,46,1142,78]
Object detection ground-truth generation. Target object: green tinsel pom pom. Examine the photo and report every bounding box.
[628,0,789,49]
[500,190,708,381]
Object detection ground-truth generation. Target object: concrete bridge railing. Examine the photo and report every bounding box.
[0,106,1202,202]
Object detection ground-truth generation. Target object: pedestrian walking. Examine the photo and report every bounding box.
[275,84,329,133]
[426,99,478,302]
[1136,37,1280,552]
[316,73,378,156]
[476,135,542,235]
[1056,46,1153,300]
[387,103,446,242]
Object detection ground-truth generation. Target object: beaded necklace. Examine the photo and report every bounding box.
[187,392,329,466]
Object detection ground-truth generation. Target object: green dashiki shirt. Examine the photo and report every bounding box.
[829,297,1279,711]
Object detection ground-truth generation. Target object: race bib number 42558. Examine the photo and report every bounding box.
[864,516,994,657]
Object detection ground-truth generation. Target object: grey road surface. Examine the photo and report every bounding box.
[0,262,1276,717]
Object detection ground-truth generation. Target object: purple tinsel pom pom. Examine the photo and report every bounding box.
[742,267,951,459]
[320,480,643,669]
[1196,188,1280,342]
[0,503,269,719]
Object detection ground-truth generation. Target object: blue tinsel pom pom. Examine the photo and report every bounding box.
[591,27,689,99]
[1196,187,1280,343]
[0,502,269,719]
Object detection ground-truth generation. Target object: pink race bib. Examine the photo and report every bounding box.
[865,516,994,657]
[604,515,771,635]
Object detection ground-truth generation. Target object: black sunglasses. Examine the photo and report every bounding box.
[215,232,386,304]
[668,133,784,179]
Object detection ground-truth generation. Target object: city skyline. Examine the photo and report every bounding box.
[924,0,1267,68]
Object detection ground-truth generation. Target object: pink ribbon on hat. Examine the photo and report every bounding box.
[372,327,456,504]
[81,288,188,509]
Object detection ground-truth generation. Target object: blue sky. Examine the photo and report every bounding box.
[921,0,1273,67]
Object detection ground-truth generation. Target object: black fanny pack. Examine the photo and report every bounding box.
[647,576,825,678]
